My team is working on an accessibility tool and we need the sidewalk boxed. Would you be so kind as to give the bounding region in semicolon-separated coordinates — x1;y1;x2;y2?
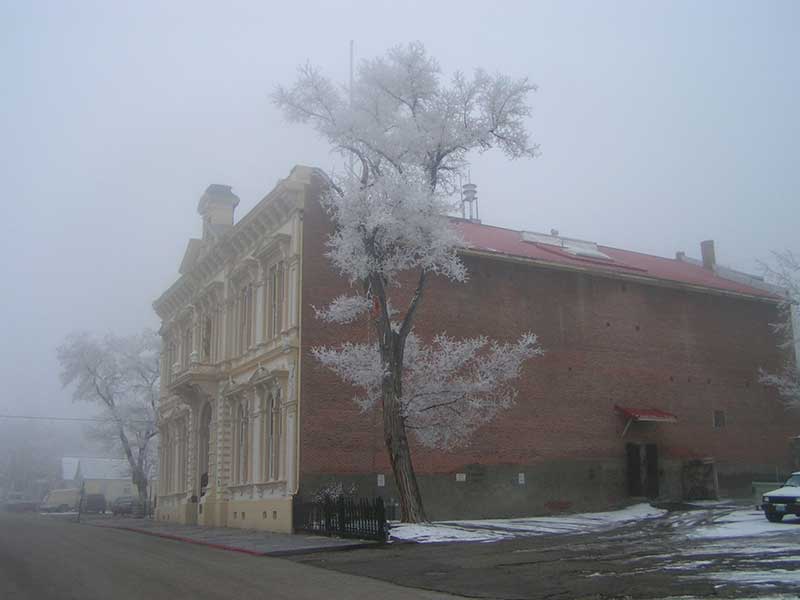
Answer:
85;515;378;556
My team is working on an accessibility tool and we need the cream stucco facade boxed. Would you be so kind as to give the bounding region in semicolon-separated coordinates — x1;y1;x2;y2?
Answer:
153;166;314;533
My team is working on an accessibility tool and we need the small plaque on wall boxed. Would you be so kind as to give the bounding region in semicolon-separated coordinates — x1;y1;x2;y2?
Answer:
377;474;386;487
455;473;467;482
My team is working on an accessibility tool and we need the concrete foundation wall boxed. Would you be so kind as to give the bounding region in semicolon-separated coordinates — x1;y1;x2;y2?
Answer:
158;496;292;533
300;460;790;520
226;497;292;533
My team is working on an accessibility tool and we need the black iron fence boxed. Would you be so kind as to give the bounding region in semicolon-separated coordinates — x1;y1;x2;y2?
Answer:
293;495;389;541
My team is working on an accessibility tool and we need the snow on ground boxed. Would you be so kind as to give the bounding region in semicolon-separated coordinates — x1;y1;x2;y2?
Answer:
662;596;799;600
707;569;800;586
390;503;666;543
686;509;800;539
681;542;800;557
388;523;510;543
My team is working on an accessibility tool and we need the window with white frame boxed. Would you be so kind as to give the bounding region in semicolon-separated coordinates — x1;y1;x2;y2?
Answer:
238;283;254;355
268;262;285;339
235;401;250;484
202;315;212;361
270;387;281;480
181;324;193;368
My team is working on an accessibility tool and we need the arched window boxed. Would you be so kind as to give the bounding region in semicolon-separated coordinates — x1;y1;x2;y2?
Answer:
236;402;249;484
202;316;212;361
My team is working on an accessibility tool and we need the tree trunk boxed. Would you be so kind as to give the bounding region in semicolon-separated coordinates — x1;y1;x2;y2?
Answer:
372;272;428;522
132;466;148;501
383;385;427;522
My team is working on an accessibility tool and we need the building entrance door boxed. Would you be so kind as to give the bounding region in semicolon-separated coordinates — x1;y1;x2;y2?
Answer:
626;443;659;498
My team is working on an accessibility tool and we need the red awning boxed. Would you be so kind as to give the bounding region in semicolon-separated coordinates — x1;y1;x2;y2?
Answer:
615;405;677;423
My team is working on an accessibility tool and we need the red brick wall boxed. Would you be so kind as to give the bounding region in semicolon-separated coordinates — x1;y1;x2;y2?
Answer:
299;181;797;499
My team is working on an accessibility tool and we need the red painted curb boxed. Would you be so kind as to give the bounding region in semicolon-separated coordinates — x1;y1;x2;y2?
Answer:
111;526;268;556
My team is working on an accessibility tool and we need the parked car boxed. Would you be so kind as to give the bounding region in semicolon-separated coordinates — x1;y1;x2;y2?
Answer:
1;492;38;512
761;472;800;522
110;495;148;517
40;488;80;513
82;494;107;514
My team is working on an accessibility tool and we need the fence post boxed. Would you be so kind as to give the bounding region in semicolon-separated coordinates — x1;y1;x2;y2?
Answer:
376;496;386;541
337;497;345;536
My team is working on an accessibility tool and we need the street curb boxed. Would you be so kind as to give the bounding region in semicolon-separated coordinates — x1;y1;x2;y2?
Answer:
107;525;270;556
98;523;380;557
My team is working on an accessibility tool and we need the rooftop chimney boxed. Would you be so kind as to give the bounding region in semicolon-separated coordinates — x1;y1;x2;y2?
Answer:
198;184;240;240
700;240;716;270
675;251;686;261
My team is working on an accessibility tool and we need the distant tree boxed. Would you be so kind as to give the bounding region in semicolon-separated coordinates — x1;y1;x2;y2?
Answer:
274;43;543;522
57;330;160;500
759;250;800;408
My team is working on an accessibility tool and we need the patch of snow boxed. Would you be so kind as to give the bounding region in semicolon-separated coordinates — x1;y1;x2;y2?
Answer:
662;560;714;570
705;569;800;585
662;596;798;600
391;503;666;544
683;498;738;507
448;503;666;535
686;509;800;539
390;523;510;543
682;541;800;556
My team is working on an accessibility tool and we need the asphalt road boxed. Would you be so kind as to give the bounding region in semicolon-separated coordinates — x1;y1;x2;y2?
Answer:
0;512;459;600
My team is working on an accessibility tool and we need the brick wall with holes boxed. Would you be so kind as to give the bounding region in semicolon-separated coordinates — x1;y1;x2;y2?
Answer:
298;178;798;515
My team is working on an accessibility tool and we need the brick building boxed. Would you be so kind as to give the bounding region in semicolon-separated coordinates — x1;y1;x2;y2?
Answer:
154;165;797;529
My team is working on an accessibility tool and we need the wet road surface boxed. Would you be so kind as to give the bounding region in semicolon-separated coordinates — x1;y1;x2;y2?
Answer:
0;512;460;600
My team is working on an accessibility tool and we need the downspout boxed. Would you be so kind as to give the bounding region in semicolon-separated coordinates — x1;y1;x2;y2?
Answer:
291;194;305;497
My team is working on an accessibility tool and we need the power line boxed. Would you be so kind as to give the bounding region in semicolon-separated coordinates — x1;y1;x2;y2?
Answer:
0;414;154;424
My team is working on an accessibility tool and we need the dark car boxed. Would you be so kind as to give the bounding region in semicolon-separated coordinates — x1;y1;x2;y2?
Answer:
1;492;38;513
111;496;146;517
82;494;107;514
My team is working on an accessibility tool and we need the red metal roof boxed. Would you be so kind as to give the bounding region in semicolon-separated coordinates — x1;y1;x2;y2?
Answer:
615;405;678;423
453;220;780;301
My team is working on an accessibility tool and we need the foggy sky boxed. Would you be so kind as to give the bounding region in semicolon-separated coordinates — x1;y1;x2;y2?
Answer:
1;0;798;421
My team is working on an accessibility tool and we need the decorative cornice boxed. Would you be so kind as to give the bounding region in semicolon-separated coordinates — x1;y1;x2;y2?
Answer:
153;172;310;322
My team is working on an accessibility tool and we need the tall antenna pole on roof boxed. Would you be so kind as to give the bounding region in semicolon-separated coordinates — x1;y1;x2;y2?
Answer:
348;40;355;179
459;174;465;219
469;170;473;220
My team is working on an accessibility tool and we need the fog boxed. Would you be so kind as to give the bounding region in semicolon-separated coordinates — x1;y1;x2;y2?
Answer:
1;0;797;428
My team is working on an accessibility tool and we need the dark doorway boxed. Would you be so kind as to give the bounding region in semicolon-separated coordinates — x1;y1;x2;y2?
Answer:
626;443;642;496
626;443;659;498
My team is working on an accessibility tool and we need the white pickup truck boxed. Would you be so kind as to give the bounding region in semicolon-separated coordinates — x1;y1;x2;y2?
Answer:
761;472;800;522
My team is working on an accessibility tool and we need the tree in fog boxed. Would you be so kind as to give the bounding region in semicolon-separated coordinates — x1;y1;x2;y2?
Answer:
274;43;542;522
57;330;160;500
760;250;800;408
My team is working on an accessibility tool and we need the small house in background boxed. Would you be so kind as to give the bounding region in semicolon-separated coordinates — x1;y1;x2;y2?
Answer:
61;457;134;503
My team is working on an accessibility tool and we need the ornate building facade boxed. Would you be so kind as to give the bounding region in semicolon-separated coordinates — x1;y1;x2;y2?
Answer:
154;168;311;532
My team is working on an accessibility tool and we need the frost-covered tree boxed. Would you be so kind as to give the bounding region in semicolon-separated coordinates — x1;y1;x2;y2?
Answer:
57;330;160;501
274;43;542;522
759;250;800;408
